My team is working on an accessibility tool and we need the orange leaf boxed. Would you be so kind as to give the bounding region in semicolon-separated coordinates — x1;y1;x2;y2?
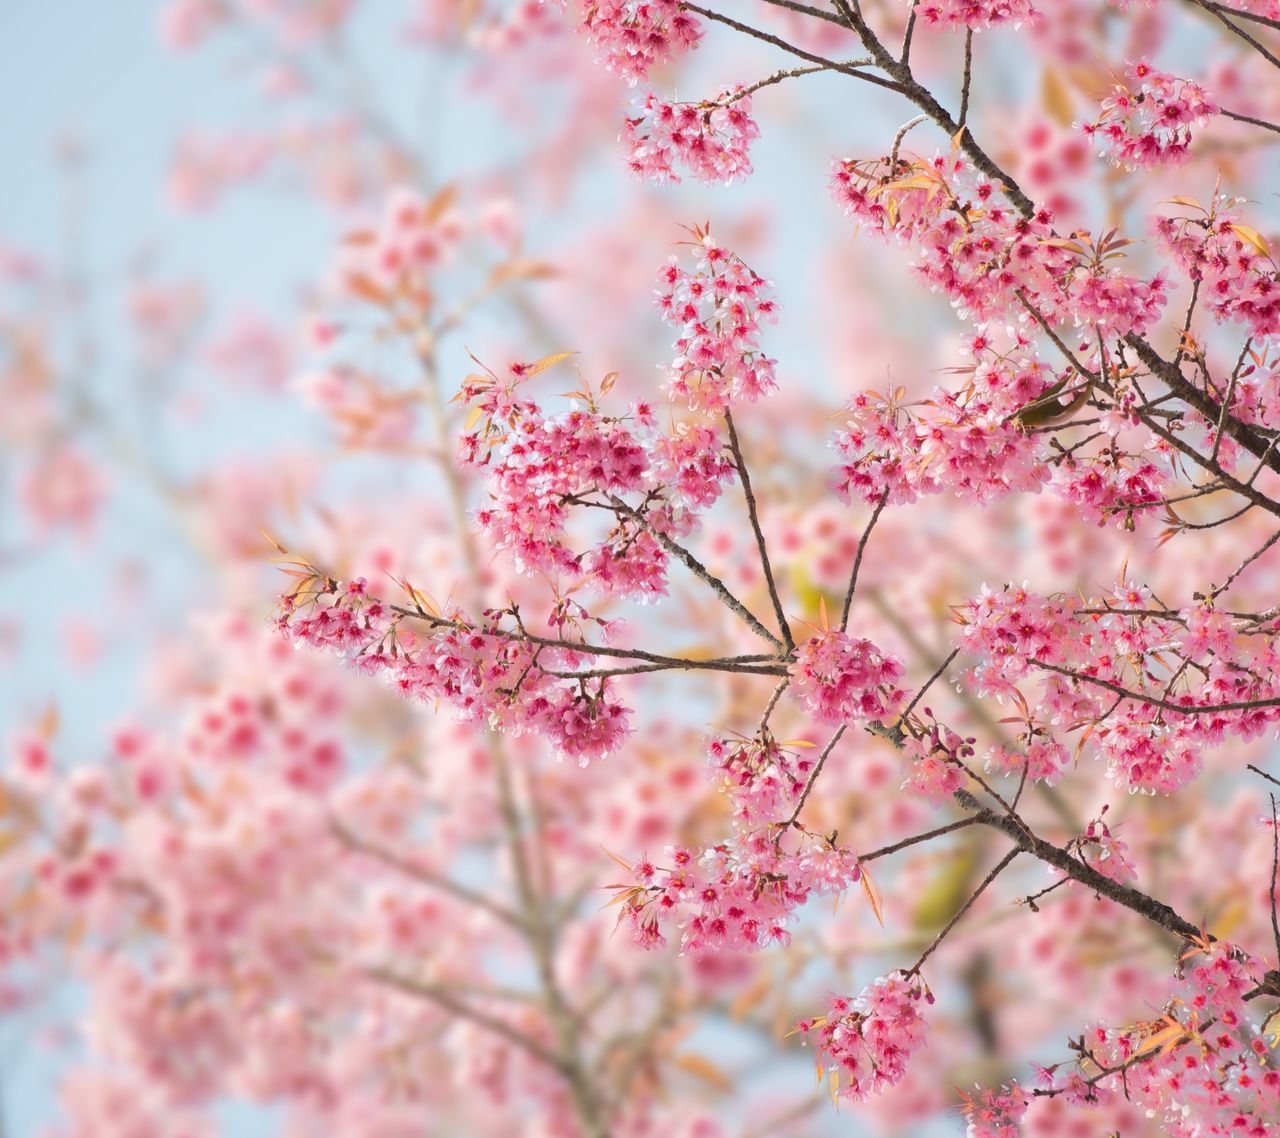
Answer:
1041;67;1074;128
672;1053;733;1092
600;845;635;874
423;183;459;225
860;864;886;927
1230;224;1272;259
346;274;391;305
521;351;577;379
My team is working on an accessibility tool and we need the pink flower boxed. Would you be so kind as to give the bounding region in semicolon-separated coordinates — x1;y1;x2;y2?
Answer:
1082;61;1218;170
916;0;1039;30
623;90;758;185
655;233;778;411
577;0;701;85
798;974;931;1101
789;629;906;726
539;685;633;765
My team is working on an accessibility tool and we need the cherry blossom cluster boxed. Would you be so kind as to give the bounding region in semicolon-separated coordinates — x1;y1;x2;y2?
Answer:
622;90;759;184
460;374;658;578
612;721;879;955
830;153;1168;335
616;824;863;954
456;372;726;587
793;973;931;1102
334;185;464;293
1156;195;1280;338
1075;812;1137;884
276;576;633;765
1049;440;1167;529
655;232;778;410
900;717;975;804
575;0;701;85
708;733;815;826
452;237;772;586
914;0;1040;30
958;581;1280;793
1082;61;1218;169
961;1082;1030;1138
1010;940;1280;1135
828;340;1055;508
788;629;906;726
1217;0;1280;17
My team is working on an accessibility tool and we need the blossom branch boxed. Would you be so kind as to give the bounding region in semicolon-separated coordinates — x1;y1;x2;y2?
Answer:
681;3;904;95
954;790;1201;940
1031;658;1280;715
606;494;787;650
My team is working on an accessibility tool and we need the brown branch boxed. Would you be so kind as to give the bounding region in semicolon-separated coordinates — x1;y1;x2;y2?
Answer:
332;816;526;931
860;815;981;862
953;790;1201;940
607;494;786;650
907;847;1020;975
840;488;890;630
1210;527;1280;598
1220;107;1280;135
1031;658;1280;715
1270;795;1280;962
784;725;846;826
390;601;780;672
726;409;794;651
1188;0;1280;70
1207;0;1280;28
366;966;569;1073
898;647;960;723
682;3;903;94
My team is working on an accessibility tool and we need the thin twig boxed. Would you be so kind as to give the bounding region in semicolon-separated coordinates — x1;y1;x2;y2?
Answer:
682;3;904;94
898;647;960;723
908;847;1019;975
366;966;568;1072
1249;763;1280;790
331;817;525;930
608;494;786;650
726;409;793;651
1032;658;1280;715
901;1;919;64
840;488;890;630
890;114;928;166
953;790;1202;939
785;725;846;825
1220;107;1280;135
758;677;791;733
719;59;873;104
1208;0;1280;29
1211;527;1280;598
1269;795;1280;963
860;815;980;862
1190;0;1280;70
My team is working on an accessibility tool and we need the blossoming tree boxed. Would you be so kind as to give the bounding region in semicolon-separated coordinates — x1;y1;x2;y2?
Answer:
8;0;1280;1136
